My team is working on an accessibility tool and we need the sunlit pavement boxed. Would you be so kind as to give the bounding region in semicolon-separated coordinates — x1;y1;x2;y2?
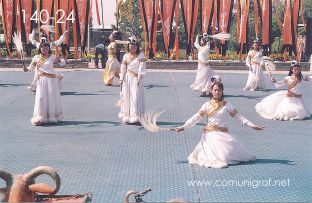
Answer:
0;70;311;202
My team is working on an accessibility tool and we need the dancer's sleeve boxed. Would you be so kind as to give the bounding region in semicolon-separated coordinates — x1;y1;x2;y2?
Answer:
119;54;127;81
29;30;40;49
181;103;206;129
138;54;146;80
229;106;256;128
274;78;287;88
51;34;65;47
27;55;38;71
194;36;201;50
246;51;251;68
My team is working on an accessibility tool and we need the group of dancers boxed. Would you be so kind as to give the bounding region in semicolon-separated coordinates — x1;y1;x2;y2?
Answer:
23;31;311;168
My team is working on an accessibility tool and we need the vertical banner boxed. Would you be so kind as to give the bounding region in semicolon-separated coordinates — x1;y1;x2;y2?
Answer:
2;0;13;58
292;0;301;55
21;0;33;44
239;0;249;59
69;0;78;59
54;0;59;56
254;0;259;37
212;0;219;55
260;0;272;46
273;0;283;32
235;0;240;39
200;0;214;34
282;0;293;46
170;0;180;60
219;0;233;57
41;0;53;39
16;0;22;58
36;0;40;29
139;0;159;59
160;0;176;56
76;0;88;54
282;0;293;61
59;0;70;44
181;0;199;58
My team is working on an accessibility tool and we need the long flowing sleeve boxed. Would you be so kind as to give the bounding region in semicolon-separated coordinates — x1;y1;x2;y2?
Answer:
27;55;39;71
29;30;40;49
51;34;65;47
246;51;251;68
274;78;287;88
227;103;255;128
181;103;206;129
138;54;146;80
194;36;201;50
119;54;127;81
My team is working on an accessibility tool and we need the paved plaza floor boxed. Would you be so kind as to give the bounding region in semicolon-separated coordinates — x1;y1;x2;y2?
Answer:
0;69;311;202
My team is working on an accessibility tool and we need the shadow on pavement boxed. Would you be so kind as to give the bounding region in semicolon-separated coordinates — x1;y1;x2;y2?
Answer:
61;91;118;96
42;120;121;127
0;83;28;87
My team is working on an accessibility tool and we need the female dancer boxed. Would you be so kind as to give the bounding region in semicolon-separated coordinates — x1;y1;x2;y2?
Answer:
175;81;264;168
102;30;123;86
118;36;146;124
244;39;265;91
25;42;64;126
255;61;311;120
190;33;215;97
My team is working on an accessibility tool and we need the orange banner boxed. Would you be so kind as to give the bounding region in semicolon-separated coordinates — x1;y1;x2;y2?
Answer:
235;0;240;39
282;0;293;45
41;1;53;39
181;0;199;56
239;0;249;44
219;0;233;44
21;0;33;44
2;0;13;58
201;0;214;34
254;0;259;37
59;0;70;45
76;0;88;48
139;0;159;58
260;0;272;45
160;0;176;56
292;0;301;52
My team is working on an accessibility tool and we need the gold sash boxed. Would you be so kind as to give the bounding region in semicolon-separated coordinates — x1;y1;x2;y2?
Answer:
203;125;228;133
207;99;227;118
36;55;49;70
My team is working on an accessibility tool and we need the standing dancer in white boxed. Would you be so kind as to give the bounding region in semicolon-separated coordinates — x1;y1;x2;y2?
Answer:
25;42;64;126
118;36;146;124
190;33;215;97
255;61;311;120
244;39;265;91
27;29;67;92
175;81;264;168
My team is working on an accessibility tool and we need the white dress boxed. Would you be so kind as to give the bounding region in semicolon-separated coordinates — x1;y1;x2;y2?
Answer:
244;50;265;90
118;52;146;123
190;39;214;94
30;54;63;125
255;76;310;120
182;100;256;168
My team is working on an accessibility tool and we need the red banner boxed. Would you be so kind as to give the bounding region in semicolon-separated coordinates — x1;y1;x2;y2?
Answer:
76;0;88;48
219;0;233;44
160;0;176;56
2;0;13;58
41;0;53;39
201;0;214;34
181;0;199;56
139;0;159;58
260;0;271;45
59;0;70;45
239;0;249;44
292;0;301;51
282;0;293;45
21;0;33;44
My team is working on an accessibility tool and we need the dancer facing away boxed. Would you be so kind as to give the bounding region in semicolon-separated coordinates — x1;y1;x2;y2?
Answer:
102;30;125;86
175;81;264;168
190;33;215;97
27;29;67;92
24;42;65;126
244;39;265;91
118;36;146;124
255;61;311;120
